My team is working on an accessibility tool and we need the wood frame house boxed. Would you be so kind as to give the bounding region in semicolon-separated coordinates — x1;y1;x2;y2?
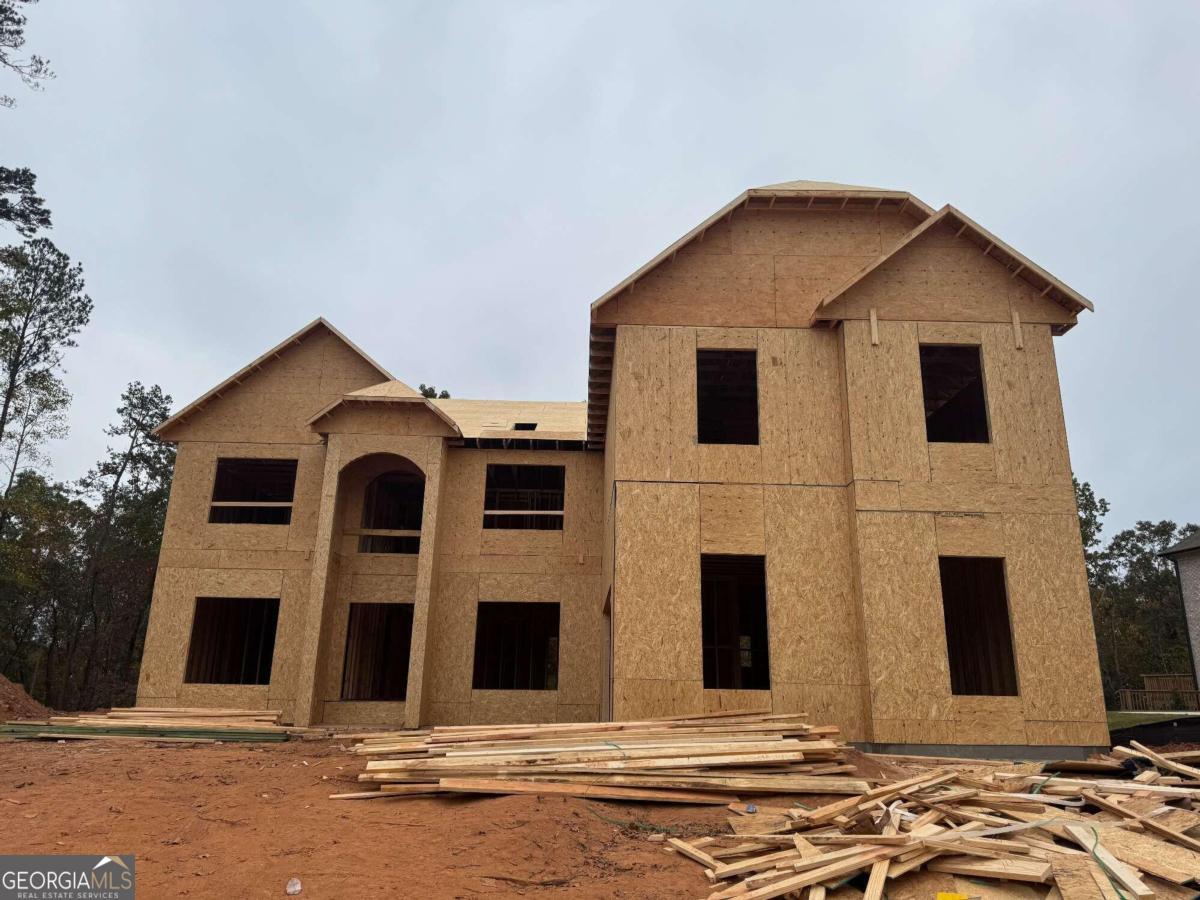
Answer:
138;179;1108;751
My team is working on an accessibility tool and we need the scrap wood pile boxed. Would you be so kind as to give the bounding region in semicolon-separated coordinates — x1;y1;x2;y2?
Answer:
338;711;1200;898
334;711;863;803
671;738;1200;899
1;707;291;742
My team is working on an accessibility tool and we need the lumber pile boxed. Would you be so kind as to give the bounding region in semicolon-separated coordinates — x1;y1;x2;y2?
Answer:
668;738;1200;899
335;711;861;803
1;707;291;742
338;712;1200;898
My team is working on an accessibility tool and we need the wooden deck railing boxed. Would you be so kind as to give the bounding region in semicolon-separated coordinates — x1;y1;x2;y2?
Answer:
1141;674;1196;693
1118;688;1200;712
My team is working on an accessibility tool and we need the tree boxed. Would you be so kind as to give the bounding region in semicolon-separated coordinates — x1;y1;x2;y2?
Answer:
419;383;450;399
67;382;174;707
0;0;52;109
1075;475;1200;705
0;239;91;528
0;167;51;236
0;367;68;501
1074;475;1110;584
1;1;54;235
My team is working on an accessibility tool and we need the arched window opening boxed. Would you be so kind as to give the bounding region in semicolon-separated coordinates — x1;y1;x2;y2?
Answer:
358;470;424;554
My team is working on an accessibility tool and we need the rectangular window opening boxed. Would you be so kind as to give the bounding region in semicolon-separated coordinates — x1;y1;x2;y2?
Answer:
939;556;1018;696
512;422;537;431
340;603;413;701
472;602;560;690
919;345;990;443
701;554;770;690
483;464;565;530
697;349;759;445
209;458;298;525
184;597;279;685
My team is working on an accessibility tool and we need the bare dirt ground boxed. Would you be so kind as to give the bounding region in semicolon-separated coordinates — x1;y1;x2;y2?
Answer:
0;737;755;898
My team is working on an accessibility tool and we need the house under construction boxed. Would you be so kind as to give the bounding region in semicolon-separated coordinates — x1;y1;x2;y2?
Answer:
137;179;1108;752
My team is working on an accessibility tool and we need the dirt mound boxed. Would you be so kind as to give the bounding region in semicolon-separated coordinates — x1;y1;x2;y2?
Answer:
0;673;50;720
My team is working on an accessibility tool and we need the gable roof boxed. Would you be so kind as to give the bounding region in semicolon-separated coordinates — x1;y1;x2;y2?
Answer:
307;380;462;436
811;205;1094;331
588;179;935;317
154;318;394;438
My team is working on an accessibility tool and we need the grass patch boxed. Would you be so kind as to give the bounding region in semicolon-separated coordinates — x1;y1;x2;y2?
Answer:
1107;710;1187;730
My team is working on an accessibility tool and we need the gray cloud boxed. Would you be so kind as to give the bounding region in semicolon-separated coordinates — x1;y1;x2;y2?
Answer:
5;0;1197;532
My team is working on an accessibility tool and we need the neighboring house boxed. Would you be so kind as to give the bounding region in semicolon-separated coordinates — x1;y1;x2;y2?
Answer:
137;179;1108;751
1162;532;1200;691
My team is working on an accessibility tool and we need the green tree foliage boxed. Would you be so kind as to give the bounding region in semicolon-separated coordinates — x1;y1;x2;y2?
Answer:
0;0;52;109
0;238;91;528
419;383;450;399
0;384;174;709
1;2;54;235
0;167;51;236
1075;476;1199;705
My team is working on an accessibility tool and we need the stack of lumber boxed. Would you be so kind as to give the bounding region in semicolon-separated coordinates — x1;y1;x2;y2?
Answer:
1;707;291;742
338;711;1200;898
334;711;863;803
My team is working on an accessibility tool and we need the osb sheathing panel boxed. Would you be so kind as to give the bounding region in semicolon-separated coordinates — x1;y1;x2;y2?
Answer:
613;678;705;720
824;220;1077;327
928;443;997;483
855;511;952;723
1025;720;1110;746
161;441;327;554
435;450;601;560
764;487;863;687
703;690;771;713
699;484;765;554
1003;514;1106;724
612;325;845;486
917;322;983;345
852;479;901;511
982;323;1072;485
854;509;1105;744
772;682;871;743
949;695;1027;745
135;565;304;710
780;329;847;485
321;701;405;726
594;208;914;328
934;512;1005;557
420;447;605;724
480;530;564;556
177;684;271;709
843;319;929;482
316;402;458;438
613;482;701;682
410;567;604;723
611;325;673;482
898;480;1076;515
469;690;559;725
165;326;387;444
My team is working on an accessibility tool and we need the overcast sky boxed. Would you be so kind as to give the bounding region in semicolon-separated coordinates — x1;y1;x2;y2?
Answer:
4;1;1198;535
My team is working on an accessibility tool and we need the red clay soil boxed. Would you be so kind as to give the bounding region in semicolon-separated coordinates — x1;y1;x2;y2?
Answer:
0;737;808;898
0;674;50;720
